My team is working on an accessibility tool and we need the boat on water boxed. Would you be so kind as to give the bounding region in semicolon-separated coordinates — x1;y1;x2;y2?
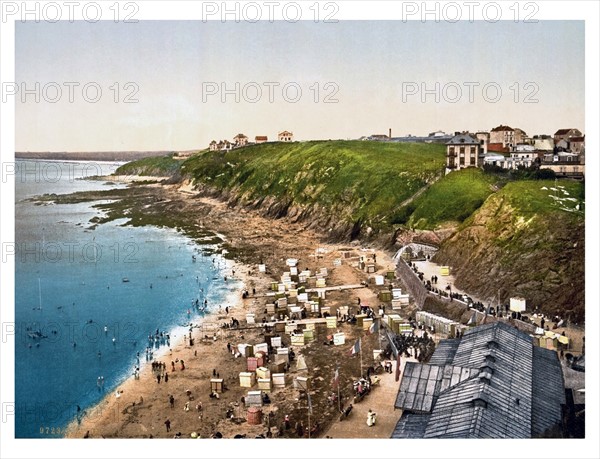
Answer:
122;278;130;283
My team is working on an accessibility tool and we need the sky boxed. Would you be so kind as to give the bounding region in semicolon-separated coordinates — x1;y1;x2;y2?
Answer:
16;20;584;151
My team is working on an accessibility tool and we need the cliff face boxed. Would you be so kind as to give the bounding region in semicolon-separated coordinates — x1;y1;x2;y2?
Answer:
433;181;585;323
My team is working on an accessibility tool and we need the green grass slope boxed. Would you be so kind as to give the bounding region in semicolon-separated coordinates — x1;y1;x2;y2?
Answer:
435;179;585;322
182;140;445;228
393;168;498;230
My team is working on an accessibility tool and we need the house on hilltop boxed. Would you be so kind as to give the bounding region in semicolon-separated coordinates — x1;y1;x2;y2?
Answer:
446;134;479;172
255;136;268;144
278;131;294;142
233;133;248;147
392;321;566;439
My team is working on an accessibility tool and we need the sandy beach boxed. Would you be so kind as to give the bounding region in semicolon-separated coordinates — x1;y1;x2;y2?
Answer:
65;183;399;439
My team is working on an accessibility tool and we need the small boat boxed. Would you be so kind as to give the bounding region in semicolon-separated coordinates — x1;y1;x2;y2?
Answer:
122;278;129;283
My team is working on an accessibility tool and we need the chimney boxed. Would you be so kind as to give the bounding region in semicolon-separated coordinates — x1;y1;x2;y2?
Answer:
389;128;391;139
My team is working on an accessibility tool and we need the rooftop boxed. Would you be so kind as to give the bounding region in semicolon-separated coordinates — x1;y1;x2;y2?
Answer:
392;321;566;439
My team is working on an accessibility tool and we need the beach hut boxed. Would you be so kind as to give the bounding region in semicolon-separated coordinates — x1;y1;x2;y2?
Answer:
363;317;373;331
286;258;298;267
294;376;311;391
321;306;331;316
291;334;305;346
239;372;256;388
247;406;263;425
272;373;286;388
266;303;276;315
210;378;224;393
366;264;376;273
238;343;253;357
392;288;403;299
298;293;309;302
356;314;368;328
247;357;259;372
254;342;268;353
303;329;314;342
276;347;289;363
246;390;263;407
386;270;395;280
315;278;326;288
378;291;392;302
259;264;266;273
270;361;286;374
246;313;256;325
509;297;527;313
326;317;337;329
440;266;450;276
375;275;385;286
333;333;345;345
285;323;297;334
256;367;271;379
258;378;272;392
271;336;282;348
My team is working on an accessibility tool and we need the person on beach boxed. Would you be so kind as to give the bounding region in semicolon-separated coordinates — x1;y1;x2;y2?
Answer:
180;360;185;371
157;374;161;384
169;395;175;408
164;373;169;383
171;361;175;371
164;419;171;432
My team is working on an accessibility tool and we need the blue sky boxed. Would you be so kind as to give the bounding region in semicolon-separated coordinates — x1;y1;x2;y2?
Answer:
16;20;584;151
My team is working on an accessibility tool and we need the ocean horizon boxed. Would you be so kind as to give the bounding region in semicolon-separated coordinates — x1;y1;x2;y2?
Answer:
14;160;240;438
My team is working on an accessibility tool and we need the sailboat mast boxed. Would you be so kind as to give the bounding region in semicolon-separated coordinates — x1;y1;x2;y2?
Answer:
38;278;42;311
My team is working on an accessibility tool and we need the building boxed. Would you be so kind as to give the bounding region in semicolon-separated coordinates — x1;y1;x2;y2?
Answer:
233;133;248;147
530;135;555;151
255;136;268;144
483;153;509;168
554;128;582;143
475;132;489;155
392;321;566;438
540;153;585;179
569;136;585;154
278;130;294;142
446;134;479;172
209;140;218;152
428;130;448;138
490;125;515;149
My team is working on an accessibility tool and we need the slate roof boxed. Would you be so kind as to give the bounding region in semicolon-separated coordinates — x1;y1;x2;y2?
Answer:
392;322;565;438
491;125;514;132
446;134;479;145
427;339;460;365
531;346;566;436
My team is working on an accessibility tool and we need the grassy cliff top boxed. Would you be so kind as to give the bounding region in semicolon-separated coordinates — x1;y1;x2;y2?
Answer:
181;140;445;224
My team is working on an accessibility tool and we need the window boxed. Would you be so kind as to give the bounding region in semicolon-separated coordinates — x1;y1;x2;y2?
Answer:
459;156;465;165
460;147;465;154
449;147;455;155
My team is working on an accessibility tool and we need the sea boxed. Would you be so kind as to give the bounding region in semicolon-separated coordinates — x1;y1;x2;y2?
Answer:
14;160;239;438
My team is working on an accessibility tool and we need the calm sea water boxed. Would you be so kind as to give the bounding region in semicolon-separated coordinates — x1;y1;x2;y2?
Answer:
14;160;238;438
